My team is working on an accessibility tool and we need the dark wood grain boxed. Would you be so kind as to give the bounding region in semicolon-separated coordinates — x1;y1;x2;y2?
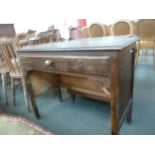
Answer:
17;36;138;134
20;56;110;76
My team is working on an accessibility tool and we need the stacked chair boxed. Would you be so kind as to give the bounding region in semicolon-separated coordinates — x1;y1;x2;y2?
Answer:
88;23;108;38
81;26;89;38
17;28;62;48
0;39;31;111
110;20;140;66
111;20;135;36
135;19;155;66
0;49;9;105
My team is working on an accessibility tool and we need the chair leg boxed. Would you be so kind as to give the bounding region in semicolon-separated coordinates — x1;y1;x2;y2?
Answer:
68;89;76;102
57;86;62;102
22;77;30;112
135;44;140;67
11;78;16;107
0;75;1;100
142;49;147;63
1;73;8;106
50;87;57;98
153;45;155;67
70;93;76;102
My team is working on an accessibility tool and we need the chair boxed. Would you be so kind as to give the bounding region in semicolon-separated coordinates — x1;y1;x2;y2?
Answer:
0;41;31;112
135;19;155;66
111;20;135;36
88;23;108;38
0;40;62;119
131;20;137;35
81;26;89;38
0;56;9;105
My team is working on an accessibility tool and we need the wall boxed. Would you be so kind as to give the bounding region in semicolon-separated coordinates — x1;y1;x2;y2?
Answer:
0;24;16;37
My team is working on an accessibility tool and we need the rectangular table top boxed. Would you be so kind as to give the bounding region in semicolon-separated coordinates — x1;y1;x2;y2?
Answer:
17;35;138;52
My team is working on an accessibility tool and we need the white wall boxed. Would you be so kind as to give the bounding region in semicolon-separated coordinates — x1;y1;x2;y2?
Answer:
0;0;154;38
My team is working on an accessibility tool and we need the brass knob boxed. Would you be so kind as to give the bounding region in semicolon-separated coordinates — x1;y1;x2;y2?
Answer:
44;59;55;67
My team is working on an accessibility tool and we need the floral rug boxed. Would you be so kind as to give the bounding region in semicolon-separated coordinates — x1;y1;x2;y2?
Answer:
0;114;52;135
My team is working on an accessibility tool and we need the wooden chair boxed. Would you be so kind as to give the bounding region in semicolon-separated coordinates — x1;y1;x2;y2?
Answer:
81;26;89;38
0;41;31;112
111;20;135;36
131;20;137;35
135;19;155;66
88;23;108;38
0;38;18;105
1;41;62;119
0;56;9;105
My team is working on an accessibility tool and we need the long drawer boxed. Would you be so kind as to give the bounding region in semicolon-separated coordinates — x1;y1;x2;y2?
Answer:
20;56;110;76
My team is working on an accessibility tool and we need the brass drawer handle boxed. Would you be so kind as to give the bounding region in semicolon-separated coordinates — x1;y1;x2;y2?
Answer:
44;59;55;67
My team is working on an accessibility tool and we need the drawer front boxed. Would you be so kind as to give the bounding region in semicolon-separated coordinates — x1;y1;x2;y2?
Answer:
20;56;110;76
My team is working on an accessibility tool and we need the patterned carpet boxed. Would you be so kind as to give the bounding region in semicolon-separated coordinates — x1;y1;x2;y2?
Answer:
0;107;52;135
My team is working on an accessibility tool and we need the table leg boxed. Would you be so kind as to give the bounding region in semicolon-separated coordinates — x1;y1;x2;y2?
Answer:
127;101;132;123
26;74;40;119
111;103;119;135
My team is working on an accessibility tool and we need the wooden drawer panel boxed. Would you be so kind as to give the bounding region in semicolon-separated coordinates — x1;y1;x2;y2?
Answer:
20;56;110;76
60;75;111;101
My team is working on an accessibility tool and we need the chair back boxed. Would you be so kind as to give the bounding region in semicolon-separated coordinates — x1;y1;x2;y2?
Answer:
81;26;89;38
0;41;22;75
137;19;155;39
131;20;137;35
111;20;134;36
88;23;108;38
